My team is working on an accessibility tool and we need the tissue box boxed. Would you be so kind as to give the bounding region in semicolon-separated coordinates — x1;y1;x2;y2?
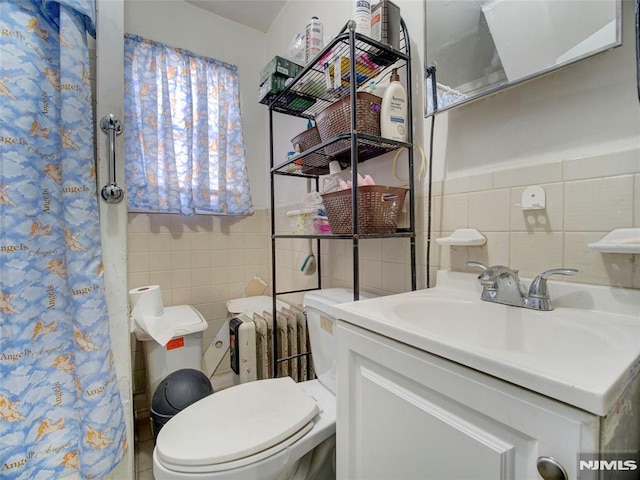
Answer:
260;56;303;86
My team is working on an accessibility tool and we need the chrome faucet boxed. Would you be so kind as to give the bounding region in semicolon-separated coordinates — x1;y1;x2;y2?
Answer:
467;261;578;311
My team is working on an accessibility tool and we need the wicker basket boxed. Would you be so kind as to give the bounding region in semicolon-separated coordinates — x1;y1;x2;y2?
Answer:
321;185;408;234
315;92;381;156
290;126;327;174
291;126;321;152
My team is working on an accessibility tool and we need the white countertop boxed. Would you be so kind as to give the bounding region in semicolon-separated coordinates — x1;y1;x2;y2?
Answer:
334;271;640;416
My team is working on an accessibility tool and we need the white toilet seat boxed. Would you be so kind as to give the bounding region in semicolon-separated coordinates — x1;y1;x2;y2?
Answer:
156;377;319;473
159;419;314;474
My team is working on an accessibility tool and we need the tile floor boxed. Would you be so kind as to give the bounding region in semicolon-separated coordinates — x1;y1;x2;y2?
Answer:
135;416;155;480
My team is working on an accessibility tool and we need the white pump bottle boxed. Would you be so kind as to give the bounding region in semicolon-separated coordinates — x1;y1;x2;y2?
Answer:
380;68;407;142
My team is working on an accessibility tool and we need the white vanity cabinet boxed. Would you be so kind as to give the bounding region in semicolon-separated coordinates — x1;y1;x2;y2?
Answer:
336;321;603;480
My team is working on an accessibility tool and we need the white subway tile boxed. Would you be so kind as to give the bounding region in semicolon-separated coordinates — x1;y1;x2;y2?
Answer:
191;232;211;250
170;215;191;233
171;269;192;289
147;233;170;253
128;252;149;273
191;268;211;287
128;233;149;253
564;149;640;181
190;250;211;269
171;287;192;305
191;286;212;304
210;232;229;250
228;232;245;250
449;245;471;272
211;251;229;268
440;193;468;232
127;272;149;290
564;176;634;231
243;249;262;266
360;259;382;290
360;239;382;260
149;252;171;272
148;270;172;291
466;232;510;269
211;266;230;285
128;213;149;233
244;233;261;249
468;189;510;231
563;233;634;288
493;162;563;189
509;232;564;278
149;214;172;234
170;251;191;270
190;215;214;232
382;238;409;264
442;172;493;195
381;261;406;293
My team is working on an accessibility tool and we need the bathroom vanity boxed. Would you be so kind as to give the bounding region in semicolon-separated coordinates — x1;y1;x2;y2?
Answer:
334;271;640;479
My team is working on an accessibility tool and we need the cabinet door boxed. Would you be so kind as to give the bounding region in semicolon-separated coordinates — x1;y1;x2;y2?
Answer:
336;323;599;480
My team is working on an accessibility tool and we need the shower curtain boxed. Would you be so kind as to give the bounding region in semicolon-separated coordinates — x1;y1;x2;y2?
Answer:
0;1;127;479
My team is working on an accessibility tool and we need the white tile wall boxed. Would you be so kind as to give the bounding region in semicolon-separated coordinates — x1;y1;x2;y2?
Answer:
430;148;640;289
127;149;640;400
127;210;271;395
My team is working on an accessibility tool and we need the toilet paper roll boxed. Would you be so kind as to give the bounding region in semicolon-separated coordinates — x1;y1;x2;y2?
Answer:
129;285;164;318
129;285;173;346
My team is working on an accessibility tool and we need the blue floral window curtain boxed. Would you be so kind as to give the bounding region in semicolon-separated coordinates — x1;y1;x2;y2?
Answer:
0;0;126;479
124;34;254;216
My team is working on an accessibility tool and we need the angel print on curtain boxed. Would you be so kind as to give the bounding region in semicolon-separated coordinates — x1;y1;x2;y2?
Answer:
124;34;254;216
0;1;127;479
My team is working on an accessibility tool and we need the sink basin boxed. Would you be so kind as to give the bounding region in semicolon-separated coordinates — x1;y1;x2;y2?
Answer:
335;270;640;416
391;298;618;355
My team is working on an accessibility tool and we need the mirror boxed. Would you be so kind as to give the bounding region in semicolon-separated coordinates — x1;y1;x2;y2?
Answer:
425;0;622;115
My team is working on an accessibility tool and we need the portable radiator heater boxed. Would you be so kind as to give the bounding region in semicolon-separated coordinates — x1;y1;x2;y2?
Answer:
229;306;315;384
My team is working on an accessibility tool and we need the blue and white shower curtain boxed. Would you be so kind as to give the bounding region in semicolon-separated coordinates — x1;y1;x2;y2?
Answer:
0;1;127;479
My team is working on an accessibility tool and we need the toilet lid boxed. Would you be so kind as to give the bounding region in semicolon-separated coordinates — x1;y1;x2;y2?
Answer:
156;376;319;468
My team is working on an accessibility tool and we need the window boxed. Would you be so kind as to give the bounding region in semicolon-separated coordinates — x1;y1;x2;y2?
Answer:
124;34;253;215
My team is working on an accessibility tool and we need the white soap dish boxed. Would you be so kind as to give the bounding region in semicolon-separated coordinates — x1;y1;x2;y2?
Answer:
587;228;640;254
436;229;486;246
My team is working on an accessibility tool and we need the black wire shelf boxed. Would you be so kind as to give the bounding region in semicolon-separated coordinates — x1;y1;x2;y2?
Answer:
267;27;409;119
272;133;411;177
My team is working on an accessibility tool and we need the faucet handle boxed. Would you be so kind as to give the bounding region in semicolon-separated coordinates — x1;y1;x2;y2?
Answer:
528;268;578;297
466;261;488;271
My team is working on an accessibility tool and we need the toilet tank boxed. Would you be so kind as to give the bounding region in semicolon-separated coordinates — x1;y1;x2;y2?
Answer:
303;289;378;394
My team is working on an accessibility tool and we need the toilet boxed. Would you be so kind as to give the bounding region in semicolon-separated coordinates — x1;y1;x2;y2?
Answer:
152;288;377;480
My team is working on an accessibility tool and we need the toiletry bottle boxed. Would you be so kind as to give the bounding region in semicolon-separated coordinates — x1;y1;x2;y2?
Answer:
380;68;407;141
305;17;323;63
352;0;371;37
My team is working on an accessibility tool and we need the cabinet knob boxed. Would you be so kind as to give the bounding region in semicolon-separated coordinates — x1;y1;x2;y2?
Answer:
536;456;568;480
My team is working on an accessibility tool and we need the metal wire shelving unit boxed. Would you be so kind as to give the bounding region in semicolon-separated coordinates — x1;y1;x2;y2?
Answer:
268;19;416;378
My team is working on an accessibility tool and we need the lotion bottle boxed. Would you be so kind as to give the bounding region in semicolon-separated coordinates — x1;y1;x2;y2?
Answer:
352;0;371;36
380;68;407;142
